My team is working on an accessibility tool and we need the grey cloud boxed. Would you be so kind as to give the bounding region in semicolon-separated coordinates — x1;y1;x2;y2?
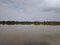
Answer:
40;0;60;13
0;0;60;21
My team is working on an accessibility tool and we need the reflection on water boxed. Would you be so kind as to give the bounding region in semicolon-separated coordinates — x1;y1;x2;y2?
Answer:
0;25;60;45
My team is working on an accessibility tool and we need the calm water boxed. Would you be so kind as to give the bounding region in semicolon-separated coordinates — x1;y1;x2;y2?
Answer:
0;25;60;45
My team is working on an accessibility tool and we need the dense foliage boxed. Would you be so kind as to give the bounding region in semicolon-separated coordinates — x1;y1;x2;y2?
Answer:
0;21;60;25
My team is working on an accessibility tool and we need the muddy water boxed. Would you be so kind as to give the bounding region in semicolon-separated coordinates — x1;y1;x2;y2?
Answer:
0;25;60;45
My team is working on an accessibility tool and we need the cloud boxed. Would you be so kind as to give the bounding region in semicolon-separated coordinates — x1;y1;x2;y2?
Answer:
0;0;60;21
40;0;60;12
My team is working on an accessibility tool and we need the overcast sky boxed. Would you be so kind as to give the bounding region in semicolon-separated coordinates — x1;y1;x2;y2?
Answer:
0;0;60;21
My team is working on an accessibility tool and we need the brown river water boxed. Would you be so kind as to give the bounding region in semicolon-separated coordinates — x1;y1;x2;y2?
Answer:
0;25;60;45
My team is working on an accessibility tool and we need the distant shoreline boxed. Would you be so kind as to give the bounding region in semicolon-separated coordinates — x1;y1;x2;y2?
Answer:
0;21;60;25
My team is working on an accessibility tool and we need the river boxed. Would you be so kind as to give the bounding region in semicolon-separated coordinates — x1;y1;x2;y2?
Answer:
0;25;60;45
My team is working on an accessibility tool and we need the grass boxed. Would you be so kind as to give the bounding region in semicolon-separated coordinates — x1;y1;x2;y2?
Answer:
0;21;60;25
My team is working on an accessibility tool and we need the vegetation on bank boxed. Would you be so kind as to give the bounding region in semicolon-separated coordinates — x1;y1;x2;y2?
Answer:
0;21;60;25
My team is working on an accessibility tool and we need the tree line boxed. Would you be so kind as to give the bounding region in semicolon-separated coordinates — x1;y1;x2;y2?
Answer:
0;21;60;25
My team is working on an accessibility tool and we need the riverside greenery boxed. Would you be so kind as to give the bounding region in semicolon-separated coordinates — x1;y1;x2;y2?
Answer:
0;21;60;25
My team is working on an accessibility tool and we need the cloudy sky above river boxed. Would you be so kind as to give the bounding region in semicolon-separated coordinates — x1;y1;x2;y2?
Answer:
0;0;60;21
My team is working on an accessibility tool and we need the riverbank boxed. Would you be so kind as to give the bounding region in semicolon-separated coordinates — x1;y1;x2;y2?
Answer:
0;21;60;25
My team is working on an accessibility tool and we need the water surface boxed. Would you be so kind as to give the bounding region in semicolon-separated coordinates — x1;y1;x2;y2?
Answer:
0;25;60;45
